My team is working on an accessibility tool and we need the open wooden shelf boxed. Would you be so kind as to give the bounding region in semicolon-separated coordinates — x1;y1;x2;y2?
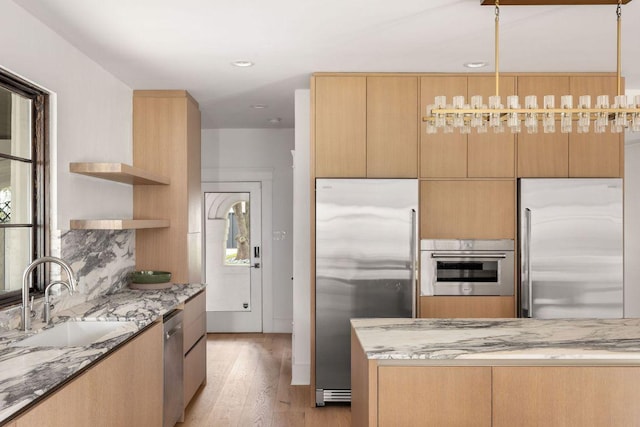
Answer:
70;219;170;230
69;162;170;185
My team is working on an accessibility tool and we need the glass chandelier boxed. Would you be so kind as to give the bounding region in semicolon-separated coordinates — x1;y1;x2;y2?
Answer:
423;0;640;135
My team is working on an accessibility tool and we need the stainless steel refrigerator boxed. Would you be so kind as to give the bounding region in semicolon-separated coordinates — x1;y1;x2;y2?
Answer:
519;178;623;319
315;179;417;406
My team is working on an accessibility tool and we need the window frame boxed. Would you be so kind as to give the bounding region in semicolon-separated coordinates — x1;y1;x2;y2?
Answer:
0;69;49;308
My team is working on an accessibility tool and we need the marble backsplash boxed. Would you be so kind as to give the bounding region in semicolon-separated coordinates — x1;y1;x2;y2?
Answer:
0;229;135;331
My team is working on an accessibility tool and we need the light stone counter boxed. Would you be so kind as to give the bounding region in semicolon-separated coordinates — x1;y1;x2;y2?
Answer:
0;283;206;424
351;318;640;363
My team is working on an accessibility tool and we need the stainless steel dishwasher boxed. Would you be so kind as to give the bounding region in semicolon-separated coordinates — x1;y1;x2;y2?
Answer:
163;309;184;427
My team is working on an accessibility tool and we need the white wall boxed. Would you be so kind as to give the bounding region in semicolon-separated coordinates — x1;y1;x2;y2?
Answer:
292;90;311;384
201;128;294;333
0;1;133;231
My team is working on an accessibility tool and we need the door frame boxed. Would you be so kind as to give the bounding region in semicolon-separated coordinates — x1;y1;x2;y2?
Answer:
202;168;274;332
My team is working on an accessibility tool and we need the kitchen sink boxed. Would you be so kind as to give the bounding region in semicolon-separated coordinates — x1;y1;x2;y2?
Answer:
13;321;137;347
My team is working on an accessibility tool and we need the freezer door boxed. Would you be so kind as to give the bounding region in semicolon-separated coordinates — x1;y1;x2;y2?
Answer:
315;179;418;397
519;179;623;319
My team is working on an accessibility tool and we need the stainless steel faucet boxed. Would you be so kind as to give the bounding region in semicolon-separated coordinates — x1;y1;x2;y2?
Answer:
22;256;77;331
43;281;74;324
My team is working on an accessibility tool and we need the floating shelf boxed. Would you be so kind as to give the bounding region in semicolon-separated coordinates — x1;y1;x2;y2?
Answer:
69;162;170;185
70;219;170;230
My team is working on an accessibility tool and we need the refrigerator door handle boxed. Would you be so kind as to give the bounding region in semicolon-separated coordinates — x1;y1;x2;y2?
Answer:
523;208;533;318
410;209;417;318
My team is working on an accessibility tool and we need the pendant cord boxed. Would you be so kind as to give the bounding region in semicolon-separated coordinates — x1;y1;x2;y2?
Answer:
617;0;622;96
495;0;500;98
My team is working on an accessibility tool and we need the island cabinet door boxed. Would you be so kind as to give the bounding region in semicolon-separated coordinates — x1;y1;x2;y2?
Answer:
377;366;492;427
493;367;640;427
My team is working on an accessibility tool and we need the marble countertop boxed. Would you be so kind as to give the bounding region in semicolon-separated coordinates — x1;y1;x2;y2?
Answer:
352;318;640;363
0;283;206;423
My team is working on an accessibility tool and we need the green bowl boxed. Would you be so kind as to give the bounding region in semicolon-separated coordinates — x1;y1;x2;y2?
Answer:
130;270;172;284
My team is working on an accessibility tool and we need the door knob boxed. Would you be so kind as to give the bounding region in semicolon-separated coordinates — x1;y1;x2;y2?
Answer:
250;263;261;269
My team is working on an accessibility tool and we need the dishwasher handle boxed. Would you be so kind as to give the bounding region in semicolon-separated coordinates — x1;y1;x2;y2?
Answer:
165;324;182;341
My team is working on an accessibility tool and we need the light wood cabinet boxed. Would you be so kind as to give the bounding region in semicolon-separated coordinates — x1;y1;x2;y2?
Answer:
419;296;515;318
366;76;418;178
420;180;515;239
378;366;492;427
352;345;640;427
467;76;516;178
516;75;623;178
15;323;163;427
420;76;468;178
493;367;640;427
516;76;570;177
569;76;623;177
133;90;202;283
314;76;367;177
183;290;207;409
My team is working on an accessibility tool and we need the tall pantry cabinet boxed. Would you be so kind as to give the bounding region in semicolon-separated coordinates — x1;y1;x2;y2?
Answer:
133;90;202;283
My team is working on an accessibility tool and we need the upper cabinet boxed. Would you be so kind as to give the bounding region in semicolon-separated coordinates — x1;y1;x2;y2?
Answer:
420;76;467;178
367;76;418;178
517;75;623;178
467;76;516;178
569;76;623;178
419;76;515;179
314;75;418;178
314;72;623;180
314;76;367;178
516;76;570;178
420;180;515;239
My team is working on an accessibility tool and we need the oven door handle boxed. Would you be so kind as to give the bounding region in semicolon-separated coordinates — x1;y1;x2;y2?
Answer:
430;253;507;259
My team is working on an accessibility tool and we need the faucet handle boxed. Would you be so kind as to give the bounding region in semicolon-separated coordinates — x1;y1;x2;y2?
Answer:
29;296;36;319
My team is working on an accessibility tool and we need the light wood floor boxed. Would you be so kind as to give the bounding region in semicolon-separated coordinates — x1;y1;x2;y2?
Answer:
179;333;351;427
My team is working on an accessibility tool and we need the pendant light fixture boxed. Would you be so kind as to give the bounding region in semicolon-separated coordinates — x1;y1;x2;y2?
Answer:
423;0;640;135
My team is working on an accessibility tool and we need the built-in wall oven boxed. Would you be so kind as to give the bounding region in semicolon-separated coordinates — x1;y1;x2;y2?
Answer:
421;239;514;296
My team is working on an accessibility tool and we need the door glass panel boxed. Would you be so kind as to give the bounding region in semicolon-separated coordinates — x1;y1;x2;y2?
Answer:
0;87;32;159
225;201;250;266
0;228;31;293
0;158;32;225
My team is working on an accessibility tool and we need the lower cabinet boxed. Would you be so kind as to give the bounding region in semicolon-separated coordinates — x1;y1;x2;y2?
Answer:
378;366;492;427
14;322;163;427
352;352;640;427
419;296;515;318
493;367;640;427
183;290;207;409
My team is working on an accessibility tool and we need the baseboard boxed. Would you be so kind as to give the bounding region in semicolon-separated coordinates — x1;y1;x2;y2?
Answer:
272;317;293;333
291;363;310;385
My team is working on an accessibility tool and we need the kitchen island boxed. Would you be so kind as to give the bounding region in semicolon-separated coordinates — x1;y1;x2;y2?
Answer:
351;318;640;427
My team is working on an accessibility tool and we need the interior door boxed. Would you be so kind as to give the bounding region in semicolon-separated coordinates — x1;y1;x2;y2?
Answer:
204;182;262;332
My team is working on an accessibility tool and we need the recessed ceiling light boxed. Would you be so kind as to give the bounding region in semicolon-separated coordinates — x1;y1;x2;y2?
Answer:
463;61;488;69
250;104;268;109
268;118;282;124
232;60;254;67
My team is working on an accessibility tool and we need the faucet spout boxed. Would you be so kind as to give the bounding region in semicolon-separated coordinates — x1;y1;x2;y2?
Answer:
22;256;77;331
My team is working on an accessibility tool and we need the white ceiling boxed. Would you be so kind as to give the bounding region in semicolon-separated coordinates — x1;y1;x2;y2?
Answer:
12;0;640;129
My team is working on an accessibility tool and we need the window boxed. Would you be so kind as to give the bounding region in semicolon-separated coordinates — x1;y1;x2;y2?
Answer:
0;70;48;307
224;201;250;266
